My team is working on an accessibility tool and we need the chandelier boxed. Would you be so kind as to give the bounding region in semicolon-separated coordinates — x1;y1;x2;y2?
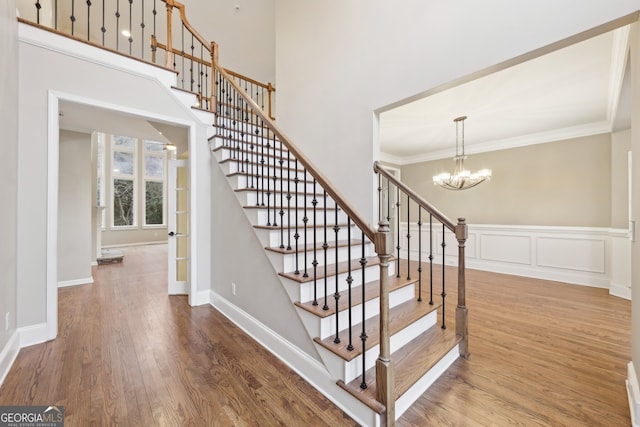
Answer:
432;115;491;190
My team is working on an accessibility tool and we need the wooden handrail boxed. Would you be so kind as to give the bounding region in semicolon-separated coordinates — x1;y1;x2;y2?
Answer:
213;62;376;243
163;0;211;54
373;161;456;231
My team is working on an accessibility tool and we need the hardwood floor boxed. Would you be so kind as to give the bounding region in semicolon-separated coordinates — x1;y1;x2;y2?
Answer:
0;245;356;426
0;246;631;426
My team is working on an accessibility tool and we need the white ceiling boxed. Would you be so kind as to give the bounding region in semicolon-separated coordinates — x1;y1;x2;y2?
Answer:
379;25;632;165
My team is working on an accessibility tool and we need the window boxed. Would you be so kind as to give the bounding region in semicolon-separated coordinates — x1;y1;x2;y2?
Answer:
112;135;137;227
143;140;166;226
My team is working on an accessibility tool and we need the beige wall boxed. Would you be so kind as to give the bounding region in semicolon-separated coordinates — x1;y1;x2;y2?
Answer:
611;129;631;228
400;134;613;227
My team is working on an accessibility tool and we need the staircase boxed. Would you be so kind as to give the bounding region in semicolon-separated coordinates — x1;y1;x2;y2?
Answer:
208;105;466;424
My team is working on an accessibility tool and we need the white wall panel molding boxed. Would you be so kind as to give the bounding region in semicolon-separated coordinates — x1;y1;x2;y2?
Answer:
400;223;631;296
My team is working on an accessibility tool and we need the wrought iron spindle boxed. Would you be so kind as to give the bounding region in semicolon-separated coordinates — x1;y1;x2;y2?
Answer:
180;25;185;84
127;0;133;54
322;191;329;311
86;0;91;41
417;208;423;302
441;223;446;329
278;142;284;249
140;0;145;57
406;195;411;280
101;0;106;45
152;0;156;43
396;185;401;278
429;214;434;305
346;218;353;351
377;174;382;223
359;232;368;389
71;0;76;35
333;205;340;343
115;0;119;50
272;133;278;227
35;0;41;24
286;151;292;251
260;121;266;207
253;114;259;202
294;159;300;275
190;34;195;92
312;179;318;306
303;168;309;278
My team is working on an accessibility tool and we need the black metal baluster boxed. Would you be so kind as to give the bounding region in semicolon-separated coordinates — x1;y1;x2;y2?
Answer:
322;190;329;311
303;169;309;278
35;0;41;24
278;142;284;249
359;232;368;389
272;133;278;227
346;217;353;351
429;214;434;305
140;0;144;57
294;159;300;275
377;174;382;223
254;115;260;204
406;196;411;280
101;0;106;45
418;208;423;302
180;25;185;85
441;223;446;329
190;34;194;93
86;0;91;41
286;151;292;250
312;179;318;306
260;121;266;207
115;0;119;50
396;186;400;278
152;0;156;43
127;0;133;55
333;204;340;344
71;0;76;35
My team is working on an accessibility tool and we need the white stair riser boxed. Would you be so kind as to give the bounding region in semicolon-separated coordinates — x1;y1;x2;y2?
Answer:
242;191;337;209
319;283;416;340
255;225;361;249
216;117;273;135
219;160;309;180
270;243;375;274
216;146;299;169
247;208;350;228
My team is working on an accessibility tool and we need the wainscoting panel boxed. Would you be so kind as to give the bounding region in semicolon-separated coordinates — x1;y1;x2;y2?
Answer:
399;223;631;298
480;234;531;265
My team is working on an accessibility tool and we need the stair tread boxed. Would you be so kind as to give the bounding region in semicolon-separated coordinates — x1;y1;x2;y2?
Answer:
294;274;415;318
253;221;354;231
313;298;441;361
219;157;306;173
279;255;381;283
337;326;461;413
266;239;366;255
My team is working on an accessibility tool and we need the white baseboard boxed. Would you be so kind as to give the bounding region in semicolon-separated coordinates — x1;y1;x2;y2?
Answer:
18;322;49;348
58;276;94;288
610;282;632;300
190;289;212;306
628;362;640;427
210;291;379;427
0;331;20;388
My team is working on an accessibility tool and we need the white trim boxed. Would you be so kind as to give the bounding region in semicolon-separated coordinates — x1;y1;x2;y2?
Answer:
58;276;94;288
399;223;631;292
188;125;198;306
18;323;49;348
627;362;640;427
45;90;200;347
210;291;379;427
0;331;20;388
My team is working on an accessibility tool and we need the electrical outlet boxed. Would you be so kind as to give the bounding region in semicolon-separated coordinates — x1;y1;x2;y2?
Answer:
232;283;236;296
5;312;9;331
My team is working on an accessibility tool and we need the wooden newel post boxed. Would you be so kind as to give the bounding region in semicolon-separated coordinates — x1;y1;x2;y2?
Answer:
165;0;174;69
210;41;219;114
375;220;395;426
455;217;470;359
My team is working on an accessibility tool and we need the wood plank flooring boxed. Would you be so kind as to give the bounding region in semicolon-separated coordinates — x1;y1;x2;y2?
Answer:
0;245;356;426
0;246;632;426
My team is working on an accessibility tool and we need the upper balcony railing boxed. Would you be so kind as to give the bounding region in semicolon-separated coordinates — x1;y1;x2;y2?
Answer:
17;0;275;119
